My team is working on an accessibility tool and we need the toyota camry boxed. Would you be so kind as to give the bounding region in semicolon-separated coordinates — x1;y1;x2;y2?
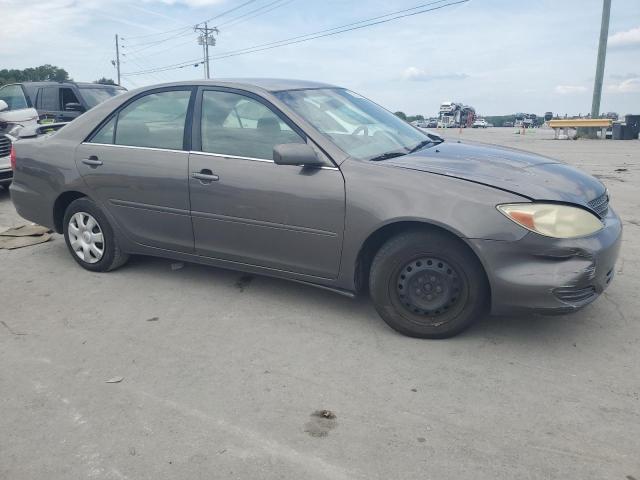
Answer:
10;79;622;338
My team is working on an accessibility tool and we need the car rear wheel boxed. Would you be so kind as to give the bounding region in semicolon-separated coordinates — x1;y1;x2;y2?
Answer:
63;197;128;272
369;230;488;338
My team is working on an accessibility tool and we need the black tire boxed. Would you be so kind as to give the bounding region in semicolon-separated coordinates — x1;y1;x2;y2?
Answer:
63;197;129;272
369;229;488;338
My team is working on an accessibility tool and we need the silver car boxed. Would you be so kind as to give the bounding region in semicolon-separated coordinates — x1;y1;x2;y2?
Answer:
10;79;622;338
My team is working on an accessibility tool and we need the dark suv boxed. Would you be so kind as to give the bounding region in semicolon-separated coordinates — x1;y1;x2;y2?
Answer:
0;81;126;123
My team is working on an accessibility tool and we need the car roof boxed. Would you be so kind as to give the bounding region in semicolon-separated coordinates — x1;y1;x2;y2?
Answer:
139;78;339;93
8;81;125;88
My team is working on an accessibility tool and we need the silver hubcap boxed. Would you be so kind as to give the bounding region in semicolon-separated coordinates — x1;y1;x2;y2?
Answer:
68;212;104;264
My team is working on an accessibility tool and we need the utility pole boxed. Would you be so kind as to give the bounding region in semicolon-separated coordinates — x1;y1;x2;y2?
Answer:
113;34;121;86
195;22;218;79
591;0;611;119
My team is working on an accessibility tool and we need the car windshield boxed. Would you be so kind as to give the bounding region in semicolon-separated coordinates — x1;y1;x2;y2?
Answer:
0;84;29;111
274;88;434;160
79;86;126;108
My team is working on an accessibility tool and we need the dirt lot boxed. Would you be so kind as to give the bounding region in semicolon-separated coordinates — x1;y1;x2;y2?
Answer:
1;128;638;480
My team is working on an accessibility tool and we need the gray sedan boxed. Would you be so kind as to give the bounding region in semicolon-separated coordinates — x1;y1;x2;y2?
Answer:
10;79;621;338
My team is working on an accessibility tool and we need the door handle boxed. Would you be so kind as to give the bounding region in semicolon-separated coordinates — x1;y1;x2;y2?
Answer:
192;170;219;182
82;156;103;167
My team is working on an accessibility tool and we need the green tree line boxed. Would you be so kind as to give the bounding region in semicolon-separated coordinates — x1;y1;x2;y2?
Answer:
0;65;117;86
0;65;70;86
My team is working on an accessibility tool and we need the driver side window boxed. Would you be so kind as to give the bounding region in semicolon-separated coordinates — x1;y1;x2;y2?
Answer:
200;90;304;160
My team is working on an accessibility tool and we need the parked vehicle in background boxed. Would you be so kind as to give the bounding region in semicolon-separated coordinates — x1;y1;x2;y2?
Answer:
9;82;127;122
503;121;514;128
10;79;621;338
0;92;39;186
515;112;537;129
0;82;125;186
412;119;428;128
438;101;475;128
472;118;488;128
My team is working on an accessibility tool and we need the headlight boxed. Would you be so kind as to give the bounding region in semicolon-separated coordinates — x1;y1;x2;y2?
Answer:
497;203;603;238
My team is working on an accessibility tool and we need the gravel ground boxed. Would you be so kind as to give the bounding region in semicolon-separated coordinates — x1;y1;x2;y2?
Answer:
1;128;638;480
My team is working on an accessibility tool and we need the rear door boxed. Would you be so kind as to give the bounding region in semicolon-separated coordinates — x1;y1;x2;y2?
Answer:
76;87;195;252
189;88;345;279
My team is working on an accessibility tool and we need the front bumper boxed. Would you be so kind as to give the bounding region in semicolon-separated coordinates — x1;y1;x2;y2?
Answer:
470;207;622;315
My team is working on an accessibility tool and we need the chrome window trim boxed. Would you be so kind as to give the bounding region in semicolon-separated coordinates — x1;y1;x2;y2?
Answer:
189;150;339;170
79;143;339;170
189;150;273;163
81;142;186;154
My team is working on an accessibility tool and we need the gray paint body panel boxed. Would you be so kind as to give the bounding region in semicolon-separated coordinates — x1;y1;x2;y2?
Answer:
9;79;621;315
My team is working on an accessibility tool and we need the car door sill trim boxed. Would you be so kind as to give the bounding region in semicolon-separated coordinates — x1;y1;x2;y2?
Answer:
191;210;337;237
125;241;347;289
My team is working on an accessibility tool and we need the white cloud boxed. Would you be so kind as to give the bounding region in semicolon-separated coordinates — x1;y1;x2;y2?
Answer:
609;26;640;48
607;77;640;93
554;85;588;95
401;66;468;82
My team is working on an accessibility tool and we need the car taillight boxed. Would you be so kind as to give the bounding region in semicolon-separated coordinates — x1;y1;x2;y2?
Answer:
10;145;16;170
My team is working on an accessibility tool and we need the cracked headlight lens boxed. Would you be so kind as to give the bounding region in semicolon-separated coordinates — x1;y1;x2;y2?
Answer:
497;203;604;238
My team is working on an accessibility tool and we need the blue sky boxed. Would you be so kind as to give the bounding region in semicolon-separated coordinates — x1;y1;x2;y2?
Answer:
2;0;639;116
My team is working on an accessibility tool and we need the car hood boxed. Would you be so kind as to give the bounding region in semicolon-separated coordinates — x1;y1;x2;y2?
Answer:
384;141;606;205
0;107;39;125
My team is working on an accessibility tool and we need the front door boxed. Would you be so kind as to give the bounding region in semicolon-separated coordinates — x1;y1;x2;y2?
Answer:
76;88;195;253
189;88;345;279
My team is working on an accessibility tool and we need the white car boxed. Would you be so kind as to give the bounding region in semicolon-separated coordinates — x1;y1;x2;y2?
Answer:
0;89;40;186
473;118;488;128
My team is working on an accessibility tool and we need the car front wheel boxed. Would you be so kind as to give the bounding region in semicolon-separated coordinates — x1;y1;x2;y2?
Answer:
369;230;488;338
63;197;129;272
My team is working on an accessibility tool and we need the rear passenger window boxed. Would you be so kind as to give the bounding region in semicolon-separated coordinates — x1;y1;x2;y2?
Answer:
37;87;59;111
88;90;191;149
200;91;304;160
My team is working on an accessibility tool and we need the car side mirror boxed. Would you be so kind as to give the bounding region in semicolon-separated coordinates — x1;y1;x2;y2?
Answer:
64;102;85;112
273;143;324;167
0;100;8;112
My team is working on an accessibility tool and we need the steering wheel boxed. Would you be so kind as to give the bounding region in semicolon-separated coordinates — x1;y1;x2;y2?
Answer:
352;125;369;136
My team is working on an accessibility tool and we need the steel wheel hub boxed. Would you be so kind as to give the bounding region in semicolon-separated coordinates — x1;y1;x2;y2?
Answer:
68;212;104;264
397;257;461;316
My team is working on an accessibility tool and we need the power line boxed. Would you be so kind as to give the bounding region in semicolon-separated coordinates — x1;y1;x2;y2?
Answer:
121;25;189;41
117;0;264;73
122;29;193;54
122;0;260;41
121;0;468;76
217;0;291;28
223;0;294;29
214;0;459;59
125;0;292;59
121;57;205;76
199;0;261;24
125;37;197;59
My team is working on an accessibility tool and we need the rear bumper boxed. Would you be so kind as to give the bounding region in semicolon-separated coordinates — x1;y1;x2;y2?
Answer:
9;179;55;229
470;207;622;315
